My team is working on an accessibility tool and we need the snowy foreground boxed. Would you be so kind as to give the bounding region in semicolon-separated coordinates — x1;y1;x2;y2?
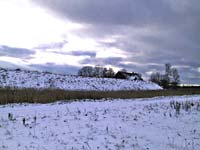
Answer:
0;68;161;91
1;95;200;150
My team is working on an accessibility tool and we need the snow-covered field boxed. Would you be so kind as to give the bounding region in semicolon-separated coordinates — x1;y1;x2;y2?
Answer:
0;95;200;150
0;68;161;91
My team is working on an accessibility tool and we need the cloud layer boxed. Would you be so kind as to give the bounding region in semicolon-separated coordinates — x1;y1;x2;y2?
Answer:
0;45;35;58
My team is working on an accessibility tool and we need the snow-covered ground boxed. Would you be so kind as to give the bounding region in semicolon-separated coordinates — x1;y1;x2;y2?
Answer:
0;95;200;150
0;68;161;91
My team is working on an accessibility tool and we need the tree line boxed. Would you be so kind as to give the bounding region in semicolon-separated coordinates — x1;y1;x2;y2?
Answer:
78;66;115;78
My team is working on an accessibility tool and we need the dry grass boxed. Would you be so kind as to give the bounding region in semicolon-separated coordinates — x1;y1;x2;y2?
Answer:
0;87;200;105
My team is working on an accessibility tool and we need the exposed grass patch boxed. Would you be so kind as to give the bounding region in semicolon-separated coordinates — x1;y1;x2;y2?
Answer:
0;87;200;105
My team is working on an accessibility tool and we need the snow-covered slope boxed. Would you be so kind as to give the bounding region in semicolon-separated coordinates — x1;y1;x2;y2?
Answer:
0;68;162;91
0;95;200;150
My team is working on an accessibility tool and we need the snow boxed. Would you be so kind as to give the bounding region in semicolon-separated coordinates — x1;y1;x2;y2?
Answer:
0;68;162;91
0;95;200;150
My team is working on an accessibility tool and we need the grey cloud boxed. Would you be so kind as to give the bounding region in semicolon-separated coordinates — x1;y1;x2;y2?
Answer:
0;45;35;58
33;0;177;26
0;60;33;70
29;63;79;75
0;59;79;75
33;0;200;53
68;51;96;57
52;50;96;57
80;57;123;66
34;40;68;50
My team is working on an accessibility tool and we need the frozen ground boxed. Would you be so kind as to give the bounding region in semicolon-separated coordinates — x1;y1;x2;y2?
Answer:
0;68;161;91
0;95;200;150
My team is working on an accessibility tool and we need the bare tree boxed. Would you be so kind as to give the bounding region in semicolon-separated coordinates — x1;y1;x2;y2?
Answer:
164;63;171;84
150;72;161;85
165;63;172;76
171;68;180;87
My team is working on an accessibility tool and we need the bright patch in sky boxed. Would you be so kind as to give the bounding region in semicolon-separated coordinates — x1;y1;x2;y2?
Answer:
0;0;83;48
63;35;100;52
198;67;200;73
29;51;87;66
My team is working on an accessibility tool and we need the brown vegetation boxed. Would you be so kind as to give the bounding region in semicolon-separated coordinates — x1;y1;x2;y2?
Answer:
0;87;200;105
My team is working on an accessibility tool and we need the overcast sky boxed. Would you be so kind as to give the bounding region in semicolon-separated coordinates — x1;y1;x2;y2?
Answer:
0;0;199;84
